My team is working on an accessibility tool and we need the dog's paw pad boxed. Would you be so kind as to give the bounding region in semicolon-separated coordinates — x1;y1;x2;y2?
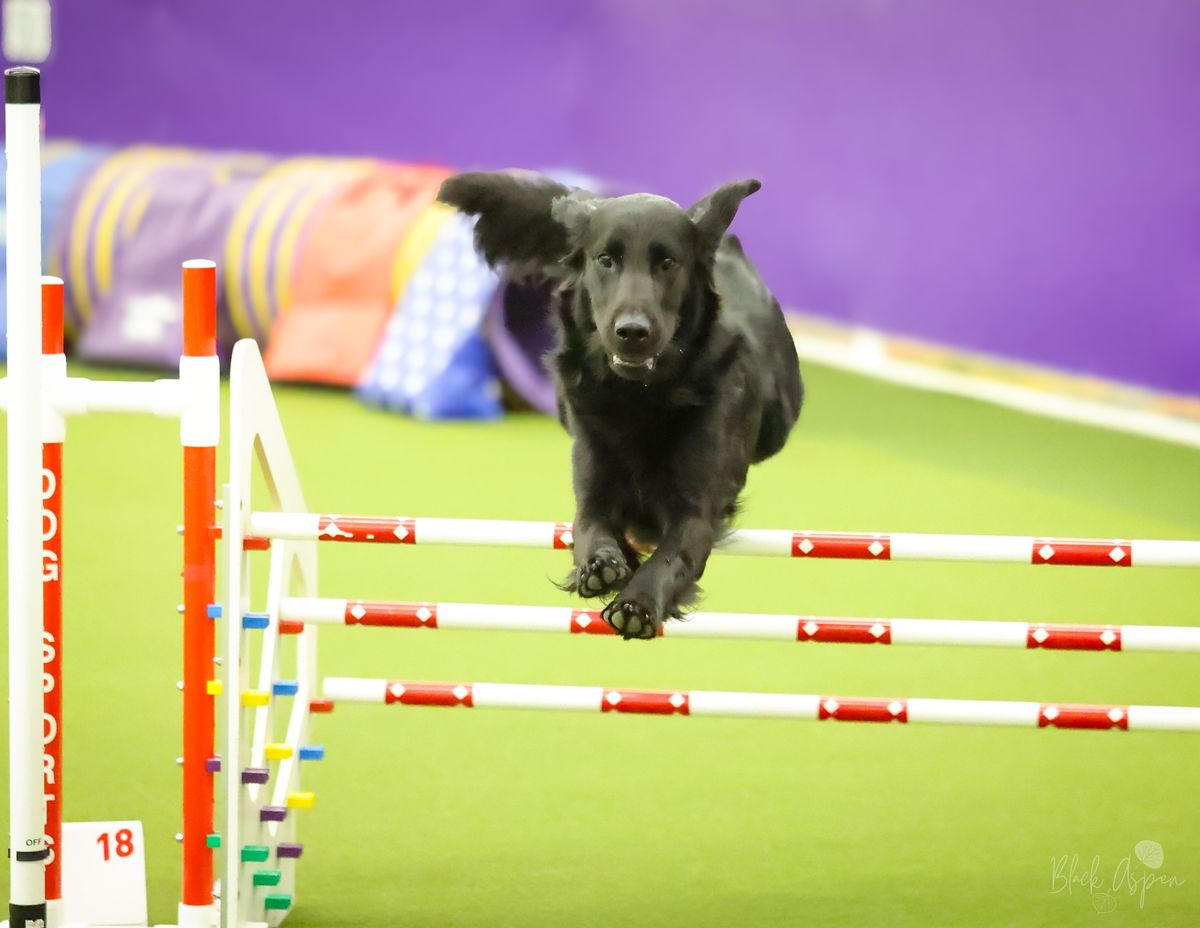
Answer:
602;598;660;640
576;550;630;597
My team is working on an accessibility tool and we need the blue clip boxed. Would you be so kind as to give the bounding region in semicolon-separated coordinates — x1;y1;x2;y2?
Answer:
206;604;223;619
242;613;270;630
272;680;300;697
298;745;325;761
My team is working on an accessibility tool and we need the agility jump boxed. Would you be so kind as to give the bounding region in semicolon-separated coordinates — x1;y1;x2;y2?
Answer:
213;336;1200;928
6;64;1200;928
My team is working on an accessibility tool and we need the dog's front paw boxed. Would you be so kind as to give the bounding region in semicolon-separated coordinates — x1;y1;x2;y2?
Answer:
602;592;666;640
570;547;631;597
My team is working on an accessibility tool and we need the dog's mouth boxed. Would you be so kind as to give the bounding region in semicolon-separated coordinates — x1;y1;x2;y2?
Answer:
611;354;656;372
609;354;660;379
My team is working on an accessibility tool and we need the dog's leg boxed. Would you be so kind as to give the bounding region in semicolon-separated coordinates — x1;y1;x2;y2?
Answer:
599;392;754;640
561;440;636;597
602;514;717;639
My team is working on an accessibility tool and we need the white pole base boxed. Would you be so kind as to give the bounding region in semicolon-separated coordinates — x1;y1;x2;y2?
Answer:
176;902;216;928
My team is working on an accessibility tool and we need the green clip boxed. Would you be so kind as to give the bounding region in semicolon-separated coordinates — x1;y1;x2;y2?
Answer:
253;869;282;887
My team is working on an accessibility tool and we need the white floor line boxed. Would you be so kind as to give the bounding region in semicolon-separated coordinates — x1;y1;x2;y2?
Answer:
792;330;1200;451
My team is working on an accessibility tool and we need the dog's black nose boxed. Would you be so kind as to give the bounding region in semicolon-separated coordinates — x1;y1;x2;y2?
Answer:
614;312;651;344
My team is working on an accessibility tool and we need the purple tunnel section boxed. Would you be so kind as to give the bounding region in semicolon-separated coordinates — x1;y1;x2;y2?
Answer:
5;0;1199;395
76;152;274;367
484;279;559;415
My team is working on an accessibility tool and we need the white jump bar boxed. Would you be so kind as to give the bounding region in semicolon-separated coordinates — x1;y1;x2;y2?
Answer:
279;597;1200;653
248;512;1200;568
321;678;1200;732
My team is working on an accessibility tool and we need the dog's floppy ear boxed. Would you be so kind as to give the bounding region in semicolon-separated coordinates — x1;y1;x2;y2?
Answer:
687;178;761;253
437;171;579;271
550;193;596;244
550;193;600;271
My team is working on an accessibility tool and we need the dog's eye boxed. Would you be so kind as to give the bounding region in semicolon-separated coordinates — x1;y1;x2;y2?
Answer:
659;257;678;272
596;253;614;269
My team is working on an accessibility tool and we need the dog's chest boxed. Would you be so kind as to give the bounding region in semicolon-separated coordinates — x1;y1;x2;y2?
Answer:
578;401;697;482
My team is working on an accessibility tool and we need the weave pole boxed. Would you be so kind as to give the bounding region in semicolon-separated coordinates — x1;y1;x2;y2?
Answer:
322;678;1200;732
249;514;1200;568
278;597;1200;652
41;278;66;921
6;66;49;928
180;260;220;928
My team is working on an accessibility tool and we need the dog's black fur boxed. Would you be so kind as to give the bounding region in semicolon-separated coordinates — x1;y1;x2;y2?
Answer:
438;172;802;638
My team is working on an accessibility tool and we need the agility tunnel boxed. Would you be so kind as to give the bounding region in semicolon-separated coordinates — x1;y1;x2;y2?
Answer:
1;143;574;418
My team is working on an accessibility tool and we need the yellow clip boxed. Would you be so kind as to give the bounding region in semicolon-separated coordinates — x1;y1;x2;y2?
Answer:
265;743;294;761
286;791;315;810
241;690;270;707
206;680;223;696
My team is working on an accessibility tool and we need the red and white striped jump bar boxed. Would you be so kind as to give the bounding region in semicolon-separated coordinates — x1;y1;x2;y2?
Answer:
321;679;1200;732
280;598;1200;653
248;514;1200;567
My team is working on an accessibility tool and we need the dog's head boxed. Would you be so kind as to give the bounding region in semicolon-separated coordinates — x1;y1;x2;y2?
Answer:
553;180;760;381
437;171;761;383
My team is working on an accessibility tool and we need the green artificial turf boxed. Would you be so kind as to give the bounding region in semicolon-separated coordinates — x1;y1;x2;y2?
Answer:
2;362;1199;927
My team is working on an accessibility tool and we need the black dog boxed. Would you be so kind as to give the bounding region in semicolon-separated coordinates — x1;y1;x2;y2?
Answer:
438;172;802;638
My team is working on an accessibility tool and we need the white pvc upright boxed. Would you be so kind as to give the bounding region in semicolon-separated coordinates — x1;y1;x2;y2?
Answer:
5;66;48;926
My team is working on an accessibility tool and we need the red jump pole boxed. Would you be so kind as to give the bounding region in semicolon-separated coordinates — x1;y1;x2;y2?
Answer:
179;260;218;928
41;277;65;919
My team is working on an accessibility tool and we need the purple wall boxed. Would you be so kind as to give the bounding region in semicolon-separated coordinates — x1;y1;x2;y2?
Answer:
9;0;1200;394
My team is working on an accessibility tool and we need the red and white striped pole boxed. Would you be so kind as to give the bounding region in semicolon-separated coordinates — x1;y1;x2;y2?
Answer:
322;678;1200;733
41;277;66;923
179;260;219;928
278;597;1200;653
247;514;1200;569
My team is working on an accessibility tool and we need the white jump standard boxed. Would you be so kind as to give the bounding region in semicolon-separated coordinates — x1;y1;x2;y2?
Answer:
4;67;222;928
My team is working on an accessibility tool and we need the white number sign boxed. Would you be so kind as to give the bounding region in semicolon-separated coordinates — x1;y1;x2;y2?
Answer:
60;821;148;926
